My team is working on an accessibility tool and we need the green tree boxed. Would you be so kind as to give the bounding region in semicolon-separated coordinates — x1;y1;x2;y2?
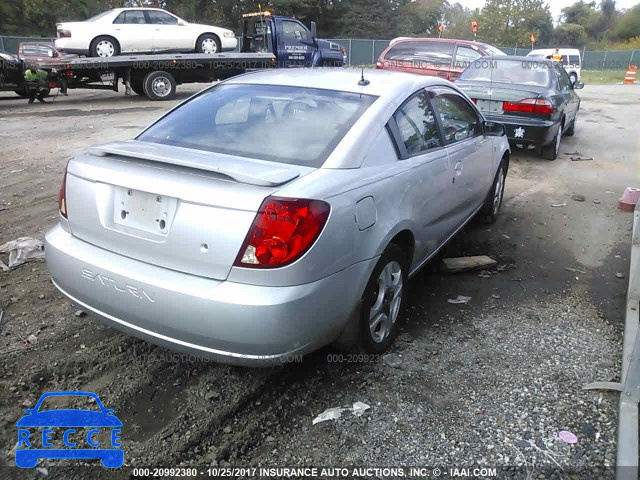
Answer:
553;23;588;46
478;0;553;47
614;4;640;40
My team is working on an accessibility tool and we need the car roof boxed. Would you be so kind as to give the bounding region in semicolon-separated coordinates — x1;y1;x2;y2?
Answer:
387;37;490;47
484;54;553;64
223;68;454;97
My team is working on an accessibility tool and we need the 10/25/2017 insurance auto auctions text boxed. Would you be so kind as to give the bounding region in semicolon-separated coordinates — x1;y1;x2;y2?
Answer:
131;466;498;478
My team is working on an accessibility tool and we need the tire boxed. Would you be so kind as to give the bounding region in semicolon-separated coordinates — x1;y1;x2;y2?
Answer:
90;36;120;58
542;123;562;161
359;244;408;353
565;112;577;137
196;34;221;54
477;159;507;224
130;81;145;96
142;71;176;101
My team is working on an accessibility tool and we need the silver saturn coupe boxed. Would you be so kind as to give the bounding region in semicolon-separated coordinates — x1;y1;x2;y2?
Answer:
45;69;510;366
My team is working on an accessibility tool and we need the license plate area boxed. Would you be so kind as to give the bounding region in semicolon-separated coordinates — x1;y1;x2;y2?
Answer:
113;187;177;236
476;99;504;115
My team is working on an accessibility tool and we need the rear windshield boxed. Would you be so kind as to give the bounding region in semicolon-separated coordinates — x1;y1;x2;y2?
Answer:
385;41;454;66
480;44;506;56
460;59;550;87
138;84;377;168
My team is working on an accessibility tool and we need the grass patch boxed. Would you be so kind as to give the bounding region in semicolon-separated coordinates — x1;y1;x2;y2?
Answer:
581;70;629;85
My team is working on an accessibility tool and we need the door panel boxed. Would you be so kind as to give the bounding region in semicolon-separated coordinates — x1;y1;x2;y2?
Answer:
112;10;153;52
277;19;314;66
147;10;192;51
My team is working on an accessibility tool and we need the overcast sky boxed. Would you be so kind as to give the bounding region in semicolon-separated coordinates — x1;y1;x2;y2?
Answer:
460;0;640;22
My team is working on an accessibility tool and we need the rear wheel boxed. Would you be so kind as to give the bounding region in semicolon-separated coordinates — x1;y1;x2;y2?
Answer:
565;112;577;136
90;36;119;58
142;71;176;101
359;244;408;353
542;124;562;160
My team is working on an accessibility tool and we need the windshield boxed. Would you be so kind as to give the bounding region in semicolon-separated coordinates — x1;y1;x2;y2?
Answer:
86;10;113;21
137;84;377;168
460;59;550;87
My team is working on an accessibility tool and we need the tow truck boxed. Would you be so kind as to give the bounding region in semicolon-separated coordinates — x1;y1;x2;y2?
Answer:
37;12;346;101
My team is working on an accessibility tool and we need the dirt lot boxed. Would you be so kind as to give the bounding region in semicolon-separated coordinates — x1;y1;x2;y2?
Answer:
1;83;639;479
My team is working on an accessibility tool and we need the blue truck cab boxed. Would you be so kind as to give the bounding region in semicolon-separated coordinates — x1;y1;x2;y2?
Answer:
241;12;346;67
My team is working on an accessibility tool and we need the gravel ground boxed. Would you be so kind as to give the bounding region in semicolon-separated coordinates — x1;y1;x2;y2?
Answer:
1;84;638;480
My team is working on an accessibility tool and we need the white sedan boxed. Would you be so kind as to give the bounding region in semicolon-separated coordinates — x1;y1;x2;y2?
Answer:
55;8;237;58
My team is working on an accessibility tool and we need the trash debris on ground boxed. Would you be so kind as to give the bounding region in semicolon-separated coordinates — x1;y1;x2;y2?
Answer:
491;294;501;299
10;169;25;174
618;187;640;211
551;202;567;207
570;156;594;161
312;402;371;425
558;430;578;444
27;334;38;345
565;266;587;274
571;194;585;202
0;237;45;268
383;352;402;369
75;310;86;317
0;259;8;272
592;199;601;205
616;273;625;279
442;255;497;273
36;467;48;476
448;295;471;304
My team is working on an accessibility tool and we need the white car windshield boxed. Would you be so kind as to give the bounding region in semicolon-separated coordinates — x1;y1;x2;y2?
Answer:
138;84;378;168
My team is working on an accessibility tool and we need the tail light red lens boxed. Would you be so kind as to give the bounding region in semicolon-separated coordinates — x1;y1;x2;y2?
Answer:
58;30;71;38
503;98;555;114
58;168;68;219
234;196;330;268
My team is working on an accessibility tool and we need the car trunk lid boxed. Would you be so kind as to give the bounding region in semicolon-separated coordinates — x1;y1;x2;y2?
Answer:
457;81;549;117
65;141;311;281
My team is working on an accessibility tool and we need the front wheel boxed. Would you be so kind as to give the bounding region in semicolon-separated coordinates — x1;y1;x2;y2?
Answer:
478;160;507;224
196;34;221;54
359;244;408;353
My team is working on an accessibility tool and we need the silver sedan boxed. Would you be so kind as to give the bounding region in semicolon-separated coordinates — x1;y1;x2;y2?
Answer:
45;69;510;366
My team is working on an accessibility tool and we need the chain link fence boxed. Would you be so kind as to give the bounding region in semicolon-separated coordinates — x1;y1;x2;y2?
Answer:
2;35;638;71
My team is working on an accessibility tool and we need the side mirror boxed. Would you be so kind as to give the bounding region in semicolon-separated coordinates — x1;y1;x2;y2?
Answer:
483;120;506;136
310;21;317;40
573;81;584;89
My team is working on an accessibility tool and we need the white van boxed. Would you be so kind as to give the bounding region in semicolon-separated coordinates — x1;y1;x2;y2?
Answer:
526;48;582;83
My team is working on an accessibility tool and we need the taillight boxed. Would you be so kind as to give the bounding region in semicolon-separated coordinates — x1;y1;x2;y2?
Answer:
234;196;330;268
58;168;68;219
58;30;71;38
503;98;555;114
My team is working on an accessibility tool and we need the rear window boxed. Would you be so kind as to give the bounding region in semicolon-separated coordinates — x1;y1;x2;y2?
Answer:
460;59;550;87
137;84;377;168
385;41;454;66
480;44;506;56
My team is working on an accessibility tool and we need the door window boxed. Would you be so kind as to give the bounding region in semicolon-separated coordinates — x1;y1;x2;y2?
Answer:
554;65;572;91
431;93;482;144
282;21;310;42
113;10;147;24
454;45;481;68
147;11;179;25
392;91;442;157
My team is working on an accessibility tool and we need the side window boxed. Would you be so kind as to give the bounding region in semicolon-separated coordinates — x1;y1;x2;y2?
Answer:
454;46;481;68
555;65;571;91
147;11;179;25
431;93;482;144
282;21;310;42
22;45;37;56
413;41;454;66
568;55;580;66
38;46;55;57
114;11;146;25
385;42;414;61
392;91;442;157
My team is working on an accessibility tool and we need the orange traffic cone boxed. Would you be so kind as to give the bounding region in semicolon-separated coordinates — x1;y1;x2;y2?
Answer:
623;65;637;84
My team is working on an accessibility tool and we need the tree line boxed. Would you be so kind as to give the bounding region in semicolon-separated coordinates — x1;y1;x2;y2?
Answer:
2;0;639;49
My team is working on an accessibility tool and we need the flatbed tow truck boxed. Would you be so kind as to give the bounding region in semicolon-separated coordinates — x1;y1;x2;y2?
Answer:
33;12;346;100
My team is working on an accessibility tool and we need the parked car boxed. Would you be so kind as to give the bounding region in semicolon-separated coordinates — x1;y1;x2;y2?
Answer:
376;38;506;81
45;69;510;366
456;55;583;160
527;48;582;84
55;7;237;57
17;42;79;64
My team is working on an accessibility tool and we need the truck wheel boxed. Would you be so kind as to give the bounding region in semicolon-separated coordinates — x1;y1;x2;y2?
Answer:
196;34;221;54
143;71;176;101
90;36;120;58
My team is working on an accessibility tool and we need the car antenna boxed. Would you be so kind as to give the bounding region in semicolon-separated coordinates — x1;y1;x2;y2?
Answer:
358;68;370;86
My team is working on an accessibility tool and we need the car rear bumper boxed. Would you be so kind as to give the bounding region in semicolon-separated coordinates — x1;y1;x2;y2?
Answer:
45;225;374;366
54;38;88;55
485;114;558;146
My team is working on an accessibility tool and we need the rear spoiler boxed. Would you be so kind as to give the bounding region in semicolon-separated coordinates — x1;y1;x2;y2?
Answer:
88;141;301;187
